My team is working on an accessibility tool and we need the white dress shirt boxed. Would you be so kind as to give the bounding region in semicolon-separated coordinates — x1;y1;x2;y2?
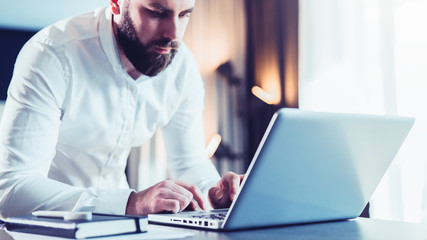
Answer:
0;7;220;218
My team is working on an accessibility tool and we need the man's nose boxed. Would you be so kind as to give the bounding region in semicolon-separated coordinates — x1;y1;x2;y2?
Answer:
162;17;179;41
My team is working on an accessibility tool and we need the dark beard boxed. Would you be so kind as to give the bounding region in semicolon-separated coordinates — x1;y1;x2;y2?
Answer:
116;7;179;77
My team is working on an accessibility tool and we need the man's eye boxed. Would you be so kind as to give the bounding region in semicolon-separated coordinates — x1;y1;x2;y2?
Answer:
179;12;191;18
148;10;166;18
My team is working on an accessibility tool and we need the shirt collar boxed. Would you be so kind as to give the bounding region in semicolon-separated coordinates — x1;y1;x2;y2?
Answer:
99;7;122;73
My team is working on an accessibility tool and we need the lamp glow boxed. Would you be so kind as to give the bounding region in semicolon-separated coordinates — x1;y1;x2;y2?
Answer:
251;86;276;105
206;134;222;159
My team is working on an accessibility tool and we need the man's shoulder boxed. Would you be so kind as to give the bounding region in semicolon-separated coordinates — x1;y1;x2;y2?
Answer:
31;7;107;47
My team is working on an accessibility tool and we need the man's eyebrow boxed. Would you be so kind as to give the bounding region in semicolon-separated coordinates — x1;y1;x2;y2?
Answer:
149;3;172;12
182;8;194;14
149;3;194;14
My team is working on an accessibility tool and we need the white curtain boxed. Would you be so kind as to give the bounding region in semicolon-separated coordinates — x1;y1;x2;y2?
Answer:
299;0;427;222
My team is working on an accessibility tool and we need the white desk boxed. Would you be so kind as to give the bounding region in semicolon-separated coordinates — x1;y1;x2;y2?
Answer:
2;218;427;240
152;217;427;240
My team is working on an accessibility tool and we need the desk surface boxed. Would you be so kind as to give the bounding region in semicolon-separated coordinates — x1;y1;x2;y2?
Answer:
2;217;427;240
150;217;427;240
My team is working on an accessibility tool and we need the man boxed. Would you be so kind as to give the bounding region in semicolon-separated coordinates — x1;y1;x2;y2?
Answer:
0;0;243;218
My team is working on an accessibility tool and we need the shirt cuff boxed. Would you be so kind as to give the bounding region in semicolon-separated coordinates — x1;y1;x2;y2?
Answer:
73;187;135;214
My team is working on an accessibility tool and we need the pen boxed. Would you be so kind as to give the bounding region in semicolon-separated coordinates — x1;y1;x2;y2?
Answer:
32;211;92;221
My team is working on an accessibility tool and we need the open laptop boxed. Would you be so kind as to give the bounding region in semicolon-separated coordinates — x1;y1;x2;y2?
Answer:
148;108;414;230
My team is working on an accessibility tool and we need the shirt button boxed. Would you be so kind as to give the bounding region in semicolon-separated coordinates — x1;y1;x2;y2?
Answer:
113;154;118;159
125;125;131;131
130;86;136;92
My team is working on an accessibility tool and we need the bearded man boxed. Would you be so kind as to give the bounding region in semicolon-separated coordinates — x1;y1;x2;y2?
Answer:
0;0;242;218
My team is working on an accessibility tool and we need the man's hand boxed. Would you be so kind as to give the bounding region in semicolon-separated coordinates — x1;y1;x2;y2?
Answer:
208;172;245;209
126;178;207;215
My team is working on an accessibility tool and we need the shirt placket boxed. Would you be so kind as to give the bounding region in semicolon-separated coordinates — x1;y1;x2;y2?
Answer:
99;81;138;187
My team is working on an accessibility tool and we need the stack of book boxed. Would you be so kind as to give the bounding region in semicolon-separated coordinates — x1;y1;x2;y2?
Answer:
5;212;148;239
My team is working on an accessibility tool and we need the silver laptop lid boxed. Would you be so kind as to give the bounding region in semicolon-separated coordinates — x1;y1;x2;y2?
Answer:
223;108;414;230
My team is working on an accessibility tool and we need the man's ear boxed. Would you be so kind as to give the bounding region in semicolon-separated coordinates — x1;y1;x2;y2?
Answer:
110;0;121;15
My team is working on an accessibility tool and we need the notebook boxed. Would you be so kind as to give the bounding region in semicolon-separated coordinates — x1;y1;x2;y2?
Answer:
148;108;415;230
5;213;148;239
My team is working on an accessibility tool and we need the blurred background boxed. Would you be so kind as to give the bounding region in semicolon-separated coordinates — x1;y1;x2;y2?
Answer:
1;0;427;224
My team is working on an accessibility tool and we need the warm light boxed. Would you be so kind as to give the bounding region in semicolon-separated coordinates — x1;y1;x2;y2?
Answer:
206;134;222;159
284;26;299;108
255;63;282;105
251;86;276;105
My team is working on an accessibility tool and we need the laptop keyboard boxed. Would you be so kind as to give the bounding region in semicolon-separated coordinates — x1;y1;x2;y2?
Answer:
190;212;227;220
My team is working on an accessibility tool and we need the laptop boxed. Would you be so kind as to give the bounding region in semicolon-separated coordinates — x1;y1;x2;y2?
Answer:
148;108;414;230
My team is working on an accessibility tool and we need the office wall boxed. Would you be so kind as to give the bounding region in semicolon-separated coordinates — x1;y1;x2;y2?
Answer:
0;29;36;100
